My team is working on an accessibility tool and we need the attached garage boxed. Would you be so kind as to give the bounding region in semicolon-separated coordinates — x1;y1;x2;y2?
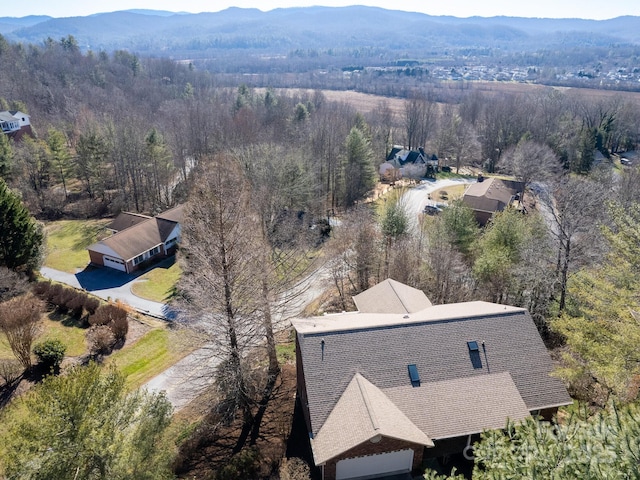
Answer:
103;256;126;272
335;449;414;480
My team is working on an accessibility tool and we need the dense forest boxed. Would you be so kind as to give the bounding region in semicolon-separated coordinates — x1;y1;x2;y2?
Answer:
2;31;640;478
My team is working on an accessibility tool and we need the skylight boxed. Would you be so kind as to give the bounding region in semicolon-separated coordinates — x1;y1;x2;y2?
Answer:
408;364;420;387
468;341;482;369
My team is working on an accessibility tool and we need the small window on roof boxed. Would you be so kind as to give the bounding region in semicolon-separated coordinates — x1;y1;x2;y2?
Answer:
407;364;420;387
467;341;479;352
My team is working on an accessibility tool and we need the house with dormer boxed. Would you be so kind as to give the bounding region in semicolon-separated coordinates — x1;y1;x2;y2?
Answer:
380;146;439;181
292;279;570;480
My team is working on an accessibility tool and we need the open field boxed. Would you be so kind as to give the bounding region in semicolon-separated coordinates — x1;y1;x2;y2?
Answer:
44;219;109;273
271;82;640;121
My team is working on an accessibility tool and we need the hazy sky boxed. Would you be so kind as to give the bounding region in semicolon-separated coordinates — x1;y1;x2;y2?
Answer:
2;0;639;20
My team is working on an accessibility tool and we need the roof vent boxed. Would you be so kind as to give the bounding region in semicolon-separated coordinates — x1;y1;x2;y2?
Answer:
407;364;420;387
467;341;479;352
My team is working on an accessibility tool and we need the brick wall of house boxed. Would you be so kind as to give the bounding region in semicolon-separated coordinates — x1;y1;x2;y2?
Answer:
88;250;105;266
322;437;424;480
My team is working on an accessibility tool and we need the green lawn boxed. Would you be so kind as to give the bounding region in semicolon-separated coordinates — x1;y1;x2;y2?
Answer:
0;313;88;360
130;261;182;302
108;327;199;389
44;219;109;272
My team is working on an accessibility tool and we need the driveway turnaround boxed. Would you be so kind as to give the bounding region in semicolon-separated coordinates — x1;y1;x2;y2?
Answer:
39;266;172;319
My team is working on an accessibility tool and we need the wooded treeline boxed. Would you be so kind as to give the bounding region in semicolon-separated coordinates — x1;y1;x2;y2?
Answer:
2;35;640;223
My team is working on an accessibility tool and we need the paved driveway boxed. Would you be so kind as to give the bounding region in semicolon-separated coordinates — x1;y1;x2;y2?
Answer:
40;265;173;319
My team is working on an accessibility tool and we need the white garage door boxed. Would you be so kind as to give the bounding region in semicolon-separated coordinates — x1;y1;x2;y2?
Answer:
103;256;126;272
336;449;413;480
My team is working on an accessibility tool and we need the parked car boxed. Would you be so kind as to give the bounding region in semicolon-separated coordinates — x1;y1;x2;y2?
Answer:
621;158;633;166
423;205;443;215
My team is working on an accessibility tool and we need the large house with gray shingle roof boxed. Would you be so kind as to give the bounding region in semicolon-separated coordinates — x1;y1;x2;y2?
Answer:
87;205;184;273
292;279;571;480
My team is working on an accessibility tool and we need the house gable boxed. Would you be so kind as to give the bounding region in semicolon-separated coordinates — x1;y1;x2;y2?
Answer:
311;373;433;465
352;278;432;314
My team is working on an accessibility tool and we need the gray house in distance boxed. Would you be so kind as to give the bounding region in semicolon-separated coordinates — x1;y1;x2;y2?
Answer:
292;279;571;480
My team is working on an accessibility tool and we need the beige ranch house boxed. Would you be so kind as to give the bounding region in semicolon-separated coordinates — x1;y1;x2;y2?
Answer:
87;205;184;273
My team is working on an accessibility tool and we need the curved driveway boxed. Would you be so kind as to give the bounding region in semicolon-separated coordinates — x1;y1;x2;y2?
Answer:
39;266;171;319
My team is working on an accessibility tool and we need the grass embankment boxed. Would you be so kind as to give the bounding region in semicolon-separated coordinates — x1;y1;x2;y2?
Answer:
108;326;200;389
429;183;468;202
39;314;88;357
44;220;109;272
131;261;182;302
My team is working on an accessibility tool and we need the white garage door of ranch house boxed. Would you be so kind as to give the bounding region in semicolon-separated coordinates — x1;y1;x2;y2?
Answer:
335;449;414;480
103;256;126;272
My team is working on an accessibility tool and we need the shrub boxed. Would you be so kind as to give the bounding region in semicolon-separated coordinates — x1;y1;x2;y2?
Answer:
0;267;29;303
57;288;76;314
46;283;63;306
87;325;116;356
89;304;129;343
279;458;311;480
215;448;260;480
32;280;50;299
84;297;100;316
66;291;87;319
89;304;127;327
110;314;129;342
0;294;43;369
33;339;66;370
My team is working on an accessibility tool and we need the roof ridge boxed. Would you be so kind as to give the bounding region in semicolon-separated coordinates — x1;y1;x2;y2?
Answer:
355;374;380;432
386;279;410;314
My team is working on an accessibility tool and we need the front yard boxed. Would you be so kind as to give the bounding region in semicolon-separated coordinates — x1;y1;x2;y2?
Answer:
130;260;182;303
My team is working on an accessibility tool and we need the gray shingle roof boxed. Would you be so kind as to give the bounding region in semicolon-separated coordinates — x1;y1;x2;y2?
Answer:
88;205;183;261
106;212;151;232
462;177;524;214
384;372;530;440
294;303;571;442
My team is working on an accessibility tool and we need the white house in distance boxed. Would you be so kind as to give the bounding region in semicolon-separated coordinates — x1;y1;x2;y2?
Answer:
0;111;32;140
87;205;184;273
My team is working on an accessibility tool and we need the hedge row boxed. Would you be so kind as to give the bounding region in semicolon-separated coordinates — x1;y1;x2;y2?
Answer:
33;281;100;319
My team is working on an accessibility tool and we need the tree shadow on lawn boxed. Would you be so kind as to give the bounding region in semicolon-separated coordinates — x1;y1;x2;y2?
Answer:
0;363;57;408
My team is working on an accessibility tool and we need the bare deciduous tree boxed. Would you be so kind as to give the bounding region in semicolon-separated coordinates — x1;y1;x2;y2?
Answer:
500;139;562;201
539;175;605;311
0;294;43;369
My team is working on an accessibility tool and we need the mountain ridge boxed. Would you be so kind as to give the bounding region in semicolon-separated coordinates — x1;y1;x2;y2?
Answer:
2;6;639;56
